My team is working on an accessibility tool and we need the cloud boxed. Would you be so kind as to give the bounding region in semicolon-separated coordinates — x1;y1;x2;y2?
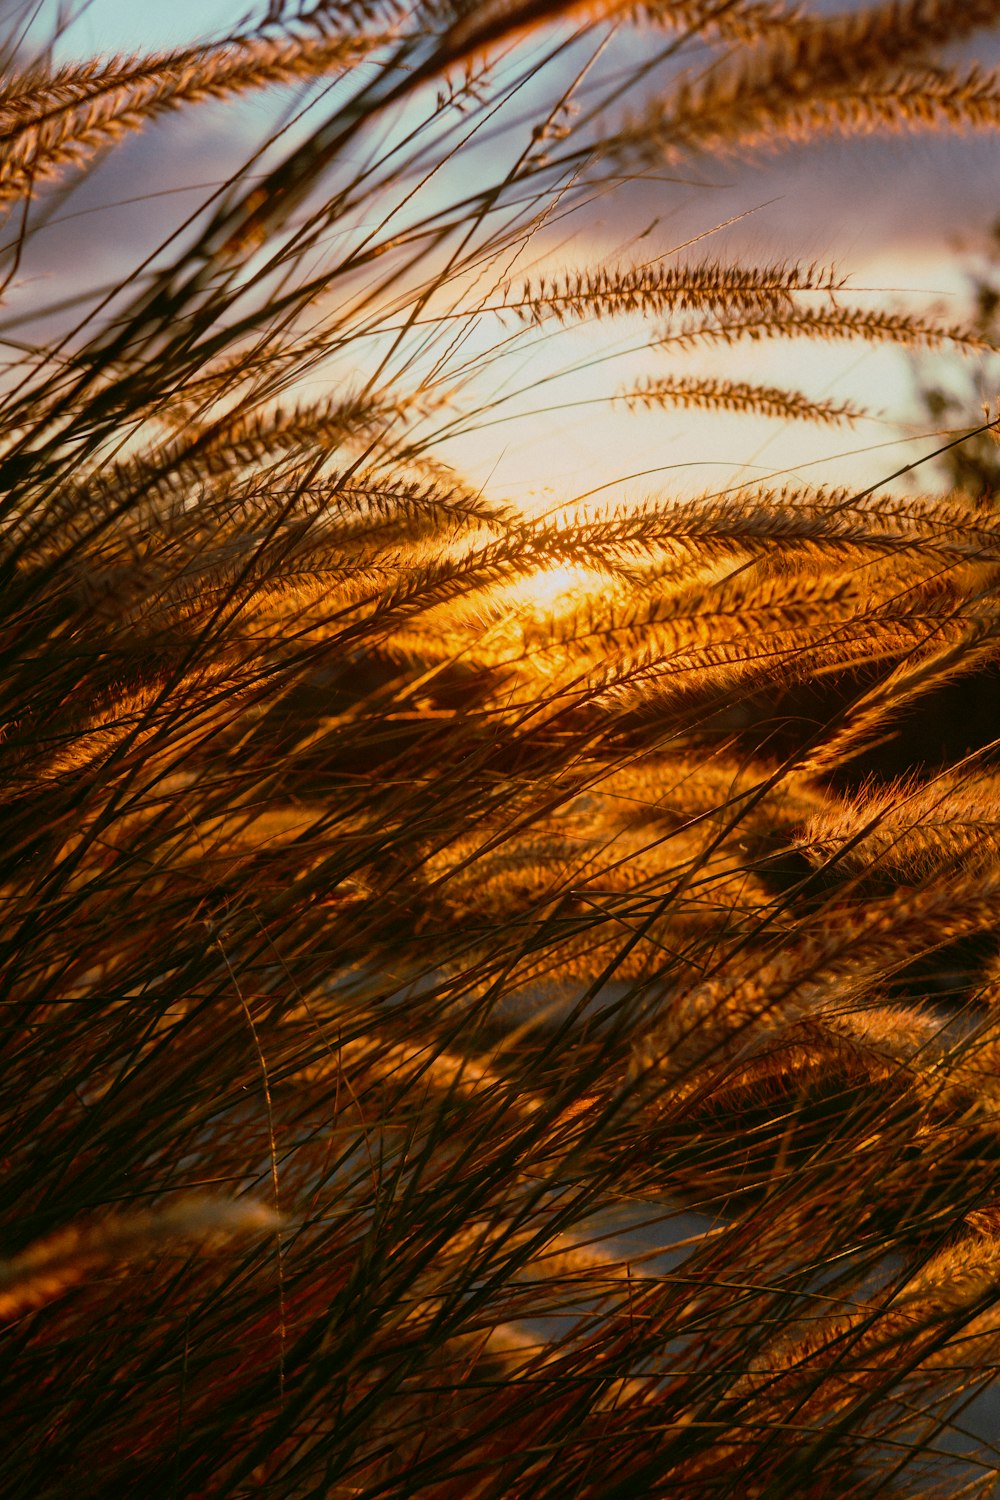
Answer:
595;134;1000;268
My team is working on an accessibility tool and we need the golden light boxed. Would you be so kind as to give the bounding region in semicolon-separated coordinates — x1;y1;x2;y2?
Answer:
506;563;605;617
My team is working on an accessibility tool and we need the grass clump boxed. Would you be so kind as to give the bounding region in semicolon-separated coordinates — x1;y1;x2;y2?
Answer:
5;2;1000;1495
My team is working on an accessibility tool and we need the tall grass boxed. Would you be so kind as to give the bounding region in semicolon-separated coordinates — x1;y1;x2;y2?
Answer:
5;2;1000;1494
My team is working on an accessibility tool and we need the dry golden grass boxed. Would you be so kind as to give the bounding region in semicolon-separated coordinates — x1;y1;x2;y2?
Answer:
5;3;1000;1496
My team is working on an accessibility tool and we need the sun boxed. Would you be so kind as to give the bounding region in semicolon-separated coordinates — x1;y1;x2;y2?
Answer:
507;563;604;617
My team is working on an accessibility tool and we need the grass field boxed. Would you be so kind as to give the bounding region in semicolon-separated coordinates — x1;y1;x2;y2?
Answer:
5;3;1000;1495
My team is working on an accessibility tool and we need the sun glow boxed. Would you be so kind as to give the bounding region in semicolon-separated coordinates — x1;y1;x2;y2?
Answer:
507;563;606;617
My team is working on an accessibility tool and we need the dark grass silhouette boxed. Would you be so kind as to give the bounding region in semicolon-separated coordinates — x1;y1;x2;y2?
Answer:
5;3;1000;1495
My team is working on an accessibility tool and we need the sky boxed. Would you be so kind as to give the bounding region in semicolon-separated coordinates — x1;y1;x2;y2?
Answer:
7;0;1000;511
25;0;243;52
